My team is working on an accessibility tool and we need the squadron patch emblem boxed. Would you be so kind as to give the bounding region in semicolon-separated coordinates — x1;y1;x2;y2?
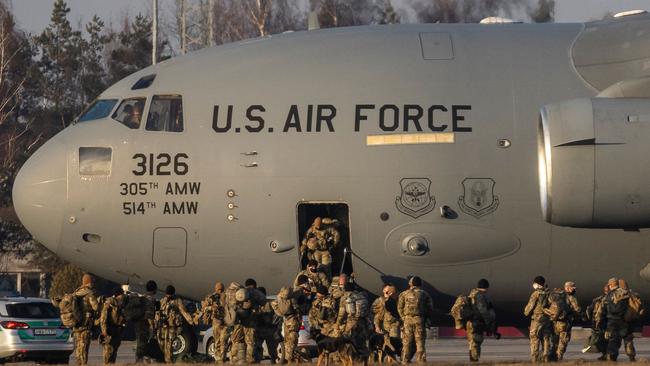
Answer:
395;178;436;218
458;178;499;218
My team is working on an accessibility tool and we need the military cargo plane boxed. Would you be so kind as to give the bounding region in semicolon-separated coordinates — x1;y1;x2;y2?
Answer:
12;13;650;324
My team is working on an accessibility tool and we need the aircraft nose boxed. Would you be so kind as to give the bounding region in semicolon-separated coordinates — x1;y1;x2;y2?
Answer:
12;139;67;252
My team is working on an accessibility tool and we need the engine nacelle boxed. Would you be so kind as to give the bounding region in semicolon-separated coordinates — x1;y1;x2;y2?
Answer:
538;98;650;228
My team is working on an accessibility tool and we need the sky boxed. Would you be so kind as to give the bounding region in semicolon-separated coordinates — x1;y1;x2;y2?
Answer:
9;0;650;35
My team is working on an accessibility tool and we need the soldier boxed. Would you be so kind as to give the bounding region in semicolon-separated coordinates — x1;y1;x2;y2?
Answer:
135;280;158;363
256;287;280;363
397;276;434;363
336;278;370;362
243;278;265;363
618;279;637;362
100;287;127;364
198;281;227;363
158;285;196;363
317;218;341;272
553;281;581;361
223;282;247;364
466;279;495;362
293;259;330;293
283;275;311;363
52;273;100;365
602;277;631;361
301;218;341;272
310;285;340;337
372;283;400;338
372;283;401;362
583;284;609;358
524;275;552;362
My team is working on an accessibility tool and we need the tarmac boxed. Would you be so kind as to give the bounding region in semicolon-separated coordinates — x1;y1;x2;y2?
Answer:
75;336;650;364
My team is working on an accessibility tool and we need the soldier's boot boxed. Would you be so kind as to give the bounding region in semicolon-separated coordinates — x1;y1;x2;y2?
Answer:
469;351;478;362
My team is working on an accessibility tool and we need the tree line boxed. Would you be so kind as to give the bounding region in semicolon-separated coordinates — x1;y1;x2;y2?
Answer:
0;0;554;292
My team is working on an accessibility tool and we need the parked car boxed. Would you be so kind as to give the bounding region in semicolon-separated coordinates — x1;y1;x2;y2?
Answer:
0;297;73;363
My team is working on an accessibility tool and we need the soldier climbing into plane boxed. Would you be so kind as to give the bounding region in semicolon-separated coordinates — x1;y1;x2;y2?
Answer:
300;217;341;275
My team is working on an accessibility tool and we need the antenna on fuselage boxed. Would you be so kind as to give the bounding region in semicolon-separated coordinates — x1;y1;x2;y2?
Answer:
152;0;158;65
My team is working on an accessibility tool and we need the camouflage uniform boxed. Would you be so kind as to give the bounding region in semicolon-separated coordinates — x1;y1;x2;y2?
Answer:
336;287;370;360
158;296;194;363
466;288;495;362
372;295;401;337
371;293;401;362
223;284;247;364
100;295;126;364
241;288;265;363
553;291;581;361
584;289;608;356
255;301;280;363
134;292;158;362
603;286;630;361
67;285;99;365
310;294;339;337
301;218;340;271
283;287;310;363
198;291;227;363
293;269;330;294
397;286;433;363
524;287;552;362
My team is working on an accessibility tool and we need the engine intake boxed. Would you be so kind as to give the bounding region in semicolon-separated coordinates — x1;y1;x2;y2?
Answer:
538;98;650;228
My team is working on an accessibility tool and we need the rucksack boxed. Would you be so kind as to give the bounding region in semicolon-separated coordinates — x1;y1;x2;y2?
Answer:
223;283;244;326
344;291;368;318
107;297;127;326
625;291;645;322
450;295;474;329
160;298;184;327
59;293;84;328
402;289;423;317
124;294;146;322
272;287;295;317
544;290;570;321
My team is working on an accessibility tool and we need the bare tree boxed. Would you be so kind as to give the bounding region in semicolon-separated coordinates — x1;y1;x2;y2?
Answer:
243;0;271;37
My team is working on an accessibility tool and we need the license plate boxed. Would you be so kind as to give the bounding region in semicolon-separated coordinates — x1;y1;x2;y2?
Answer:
34;329;56;336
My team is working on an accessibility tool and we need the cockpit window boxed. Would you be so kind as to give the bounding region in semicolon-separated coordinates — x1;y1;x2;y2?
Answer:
112;98;146;129
146;95;184;132
77;99;118;123
131;74;156;90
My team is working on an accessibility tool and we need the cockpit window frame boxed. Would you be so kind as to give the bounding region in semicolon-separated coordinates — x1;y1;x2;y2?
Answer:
111;97;148;130
145;94;185;134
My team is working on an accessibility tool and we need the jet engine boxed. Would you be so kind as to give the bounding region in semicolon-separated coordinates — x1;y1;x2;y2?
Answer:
538;97;650;228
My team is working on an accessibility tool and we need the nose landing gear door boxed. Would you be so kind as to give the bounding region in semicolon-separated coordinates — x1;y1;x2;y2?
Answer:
297;202;352;277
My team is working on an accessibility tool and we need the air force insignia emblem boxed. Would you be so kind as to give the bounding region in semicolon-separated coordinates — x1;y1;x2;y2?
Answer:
458;178;499;218
395;178;435;218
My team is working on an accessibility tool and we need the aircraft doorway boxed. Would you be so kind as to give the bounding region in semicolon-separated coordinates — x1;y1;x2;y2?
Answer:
297;202;352;277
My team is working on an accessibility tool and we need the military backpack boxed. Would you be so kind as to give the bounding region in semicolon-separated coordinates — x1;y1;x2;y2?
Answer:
223;283;244;326
123;294;146;322
272;287;295;317
58;293;84;328
544;289;570;321
160;298;184;327
344;291;368;318
624;291;645;322
107;298;127;326
403;288;424;317
450;294;474;329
